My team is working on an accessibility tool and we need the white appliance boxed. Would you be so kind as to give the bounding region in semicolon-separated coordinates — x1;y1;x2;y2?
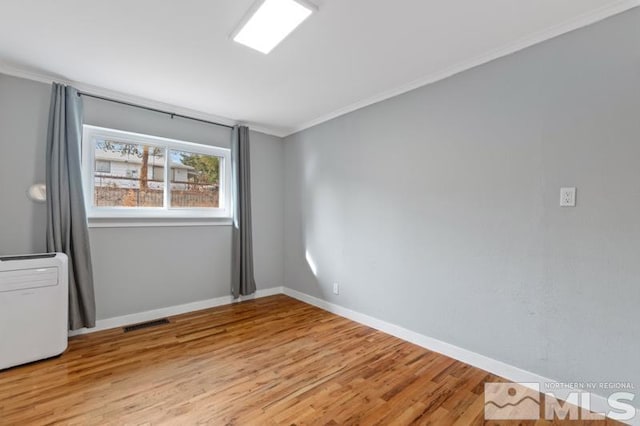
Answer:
0;253;68;370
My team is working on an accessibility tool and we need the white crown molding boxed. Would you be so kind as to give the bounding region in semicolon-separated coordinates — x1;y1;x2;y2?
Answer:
0;60;289;138
3;0;638;139
286;0;640;137
282;287;639;425
68;286;284;336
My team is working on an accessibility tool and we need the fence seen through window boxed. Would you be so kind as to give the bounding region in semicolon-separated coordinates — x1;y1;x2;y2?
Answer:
93;140;220;209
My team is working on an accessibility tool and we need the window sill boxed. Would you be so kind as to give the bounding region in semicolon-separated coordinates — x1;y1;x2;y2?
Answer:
87;217;233;228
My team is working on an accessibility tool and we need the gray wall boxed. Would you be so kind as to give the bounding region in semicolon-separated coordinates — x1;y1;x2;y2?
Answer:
0;73;284;319
283;8;640;396
0;74;49;254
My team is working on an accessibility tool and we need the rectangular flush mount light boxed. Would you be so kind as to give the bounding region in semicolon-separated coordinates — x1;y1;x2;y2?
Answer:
232;0;317;54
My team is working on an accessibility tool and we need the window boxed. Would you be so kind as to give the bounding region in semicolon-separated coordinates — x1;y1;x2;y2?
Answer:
95;160;111;173
82;125;231;221
152;166;164;181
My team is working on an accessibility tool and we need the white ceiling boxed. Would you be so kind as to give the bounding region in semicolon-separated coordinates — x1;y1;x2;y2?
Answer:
0;0;637;136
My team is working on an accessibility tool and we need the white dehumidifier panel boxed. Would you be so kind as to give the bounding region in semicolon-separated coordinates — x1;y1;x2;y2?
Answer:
0;253;68;370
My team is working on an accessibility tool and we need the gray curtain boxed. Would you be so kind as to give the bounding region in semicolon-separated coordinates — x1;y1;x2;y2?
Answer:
46;83;96;330
231;125;256;298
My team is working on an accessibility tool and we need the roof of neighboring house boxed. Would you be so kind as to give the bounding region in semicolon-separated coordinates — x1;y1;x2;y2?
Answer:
95;149;194;170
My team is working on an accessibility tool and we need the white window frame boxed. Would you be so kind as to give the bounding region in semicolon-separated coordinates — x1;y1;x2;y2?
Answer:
82;125;232;225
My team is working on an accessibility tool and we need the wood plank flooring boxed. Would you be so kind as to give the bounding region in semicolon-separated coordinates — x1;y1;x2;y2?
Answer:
0;295;620;425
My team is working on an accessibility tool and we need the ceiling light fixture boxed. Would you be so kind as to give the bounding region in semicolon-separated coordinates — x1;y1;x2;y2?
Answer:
231;0;317;54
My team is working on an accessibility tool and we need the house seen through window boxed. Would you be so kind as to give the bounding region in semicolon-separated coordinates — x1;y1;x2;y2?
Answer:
83;125;231;219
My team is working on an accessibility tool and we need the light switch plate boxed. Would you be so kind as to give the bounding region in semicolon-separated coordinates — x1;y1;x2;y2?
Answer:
560;187;576;207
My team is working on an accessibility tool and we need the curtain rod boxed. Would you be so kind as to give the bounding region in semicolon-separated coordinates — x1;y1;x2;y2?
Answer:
76;91;235;130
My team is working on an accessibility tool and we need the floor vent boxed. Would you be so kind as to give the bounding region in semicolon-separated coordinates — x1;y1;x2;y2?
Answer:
123;318;170;333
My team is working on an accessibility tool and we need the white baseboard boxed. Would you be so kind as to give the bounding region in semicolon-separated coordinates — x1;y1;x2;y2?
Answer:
67;285;636;424
68;286;283;337
282;287;638;425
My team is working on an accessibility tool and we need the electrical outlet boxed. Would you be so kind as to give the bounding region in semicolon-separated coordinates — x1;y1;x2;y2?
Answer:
560;187;576;207
332;283;339;295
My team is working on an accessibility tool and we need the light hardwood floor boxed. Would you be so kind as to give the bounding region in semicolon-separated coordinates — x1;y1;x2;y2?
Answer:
0;295;619;425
